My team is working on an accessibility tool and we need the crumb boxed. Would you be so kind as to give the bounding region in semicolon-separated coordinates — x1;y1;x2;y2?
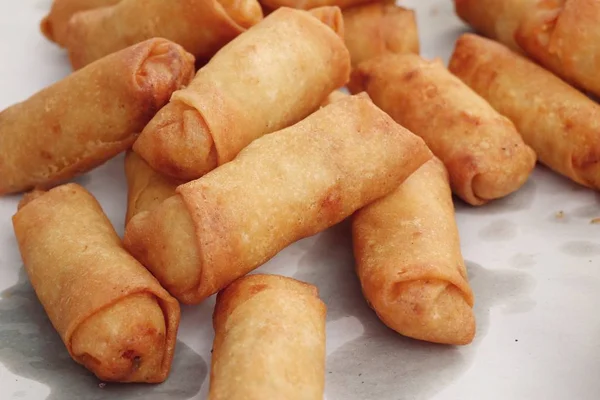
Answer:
515;339;518;342
359;373;362;376
590;218;600;224
98;383;106;389
555;211;564;219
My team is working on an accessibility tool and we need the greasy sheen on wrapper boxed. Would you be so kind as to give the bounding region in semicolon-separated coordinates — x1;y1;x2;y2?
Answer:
349;53;536;206
209;274;326;400
0;38;195;196
133;6;351;181
12;184;180;383
353;158;476;345
124;94;432;304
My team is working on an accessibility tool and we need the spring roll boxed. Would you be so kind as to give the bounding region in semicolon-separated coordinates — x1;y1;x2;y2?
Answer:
133;7;350;181
124;151;184;224
353;158;475;345
320;89;348;106
41;0;122;47
349;53;536;206
343;1;419;67
260;0;374;11
124;94;432;304
209;274;326;399
66;0;263;70
449;33;600;190
12;184;180;382
0;38;195;196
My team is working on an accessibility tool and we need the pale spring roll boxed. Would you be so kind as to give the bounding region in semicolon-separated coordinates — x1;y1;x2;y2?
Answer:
349;53;536;206
0;38;195;196
449;34;600;190
133;7;351;181
343;1;419;67
66;0;263;69
124;151;183;224
124;94;432;304
12;184;180;382
260;0;374;11
41;0;122;47
209;274;326;400
353;158;476;345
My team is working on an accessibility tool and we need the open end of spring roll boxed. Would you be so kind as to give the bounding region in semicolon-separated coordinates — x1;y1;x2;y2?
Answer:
343;1;419;67
449;33;600;190
349;53;536;206
0;38;194;196
209;274;326;400
353;158;476;345
124;94;432;304
12;184;180;382
133;7;351;181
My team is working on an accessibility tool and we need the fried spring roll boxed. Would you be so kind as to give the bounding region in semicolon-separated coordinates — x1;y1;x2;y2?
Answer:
133;7;350;181
12;184;180;382
124;94;432;304
449;34;600;190
260;0;373;11
209;274;326;400
0;39;195;196
41;0;122;47
349;53;536;205
343;1;419;67
66;0;263;69
353;158;475;345
320;89;348;106
124;151;183;224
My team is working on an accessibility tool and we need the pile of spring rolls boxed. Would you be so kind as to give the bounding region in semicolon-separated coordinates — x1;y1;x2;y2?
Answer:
2;0;599;396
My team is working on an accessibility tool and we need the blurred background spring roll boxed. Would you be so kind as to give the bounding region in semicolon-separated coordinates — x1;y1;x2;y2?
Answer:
450;34;600;190
12;184;180;383
66;0;263;69
349;53;536;206
353;158;476;345
343;1;418;67
41;0;122;47
124;94;432;304
0;38;194;196
209;274;326;400
134;7;351;181
124;151;184;224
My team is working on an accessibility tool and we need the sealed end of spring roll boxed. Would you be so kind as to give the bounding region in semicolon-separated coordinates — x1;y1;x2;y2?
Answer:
209;274;326;400
343;1;419;67
260;0;373;11
133;7;351;181
349;53;536;206
12;184;180;382
41;0;122;46
449;33;600;190
353;158;476;345
0;38;195;196
124;151;184;224
124;94;432;304
66;0;263;69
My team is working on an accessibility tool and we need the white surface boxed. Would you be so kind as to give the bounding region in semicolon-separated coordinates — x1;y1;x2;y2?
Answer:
1;1;600;399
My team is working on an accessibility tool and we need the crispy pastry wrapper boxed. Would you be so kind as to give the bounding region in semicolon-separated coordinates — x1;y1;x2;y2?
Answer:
133;6;351;181
0;38;195;196
66;0;263;69
349;53;536;206
209;274;326;400
12;184;180;383
343;1;419;67
353;158;476;345
260;0;374;11
449;33;600;190
124;94;432;304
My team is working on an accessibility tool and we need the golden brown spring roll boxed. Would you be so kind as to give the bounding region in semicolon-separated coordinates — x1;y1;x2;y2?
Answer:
349;53;536;206
133;7;351;181
260;0;373;11
449;34;600;190
12;184;180;382
343;1;419;67
66;0;263;69
0;39;194;196
124;151;184;224
124;94;432;304
41;0;122;47
353;158;476;345
209;274;326;399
